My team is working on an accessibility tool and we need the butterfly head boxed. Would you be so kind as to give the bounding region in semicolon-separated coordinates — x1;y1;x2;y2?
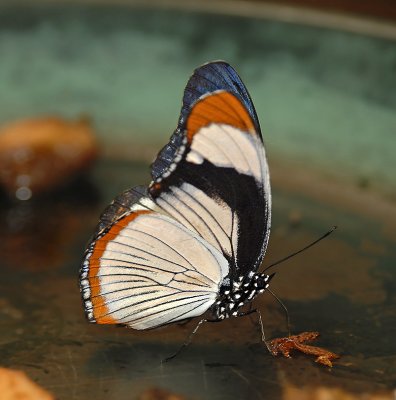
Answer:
254;272;276;293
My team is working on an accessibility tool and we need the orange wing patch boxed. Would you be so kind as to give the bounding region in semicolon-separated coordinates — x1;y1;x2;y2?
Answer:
187;91;255;142
88;210;152;324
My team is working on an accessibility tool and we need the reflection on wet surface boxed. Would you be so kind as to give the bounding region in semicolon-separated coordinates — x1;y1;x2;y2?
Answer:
0;159;394;399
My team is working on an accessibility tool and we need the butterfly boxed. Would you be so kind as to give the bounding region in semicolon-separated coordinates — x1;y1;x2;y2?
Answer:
79;61;273;350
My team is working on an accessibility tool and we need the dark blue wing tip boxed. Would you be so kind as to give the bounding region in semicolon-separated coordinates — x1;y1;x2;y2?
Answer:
151;60;262;181
182;60;261;131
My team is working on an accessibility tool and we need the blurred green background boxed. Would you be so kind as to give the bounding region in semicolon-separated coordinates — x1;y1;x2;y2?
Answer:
1;3;396;194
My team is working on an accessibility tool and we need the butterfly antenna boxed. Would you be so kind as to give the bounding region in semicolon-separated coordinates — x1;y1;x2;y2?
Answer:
263;226;337;273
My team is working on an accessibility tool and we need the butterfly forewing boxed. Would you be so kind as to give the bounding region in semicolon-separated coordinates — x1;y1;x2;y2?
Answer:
150;64;271;280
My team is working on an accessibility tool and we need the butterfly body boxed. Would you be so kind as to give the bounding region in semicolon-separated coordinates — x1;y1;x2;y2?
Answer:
210;272;274;320
80;61;272;333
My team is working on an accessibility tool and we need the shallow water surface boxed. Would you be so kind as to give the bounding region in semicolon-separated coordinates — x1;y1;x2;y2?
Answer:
0;159;395;399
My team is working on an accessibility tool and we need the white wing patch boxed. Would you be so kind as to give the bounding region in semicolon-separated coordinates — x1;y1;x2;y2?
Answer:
189;123;266;184
91;212;229;330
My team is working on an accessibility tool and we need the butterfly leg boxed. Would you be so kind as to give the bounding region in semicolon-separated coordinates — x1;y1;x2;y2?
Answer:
162;318;207;363
237;309;272;354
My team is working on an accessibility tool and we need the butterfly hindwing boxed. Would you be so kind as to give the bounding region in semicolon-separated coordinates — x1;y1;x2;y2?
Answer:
80;189;229;329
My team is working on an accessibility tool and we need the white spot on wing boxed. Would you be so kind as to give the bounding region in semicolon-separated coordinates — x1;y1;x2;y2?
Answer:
186;150;204;165
130;197;160;213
